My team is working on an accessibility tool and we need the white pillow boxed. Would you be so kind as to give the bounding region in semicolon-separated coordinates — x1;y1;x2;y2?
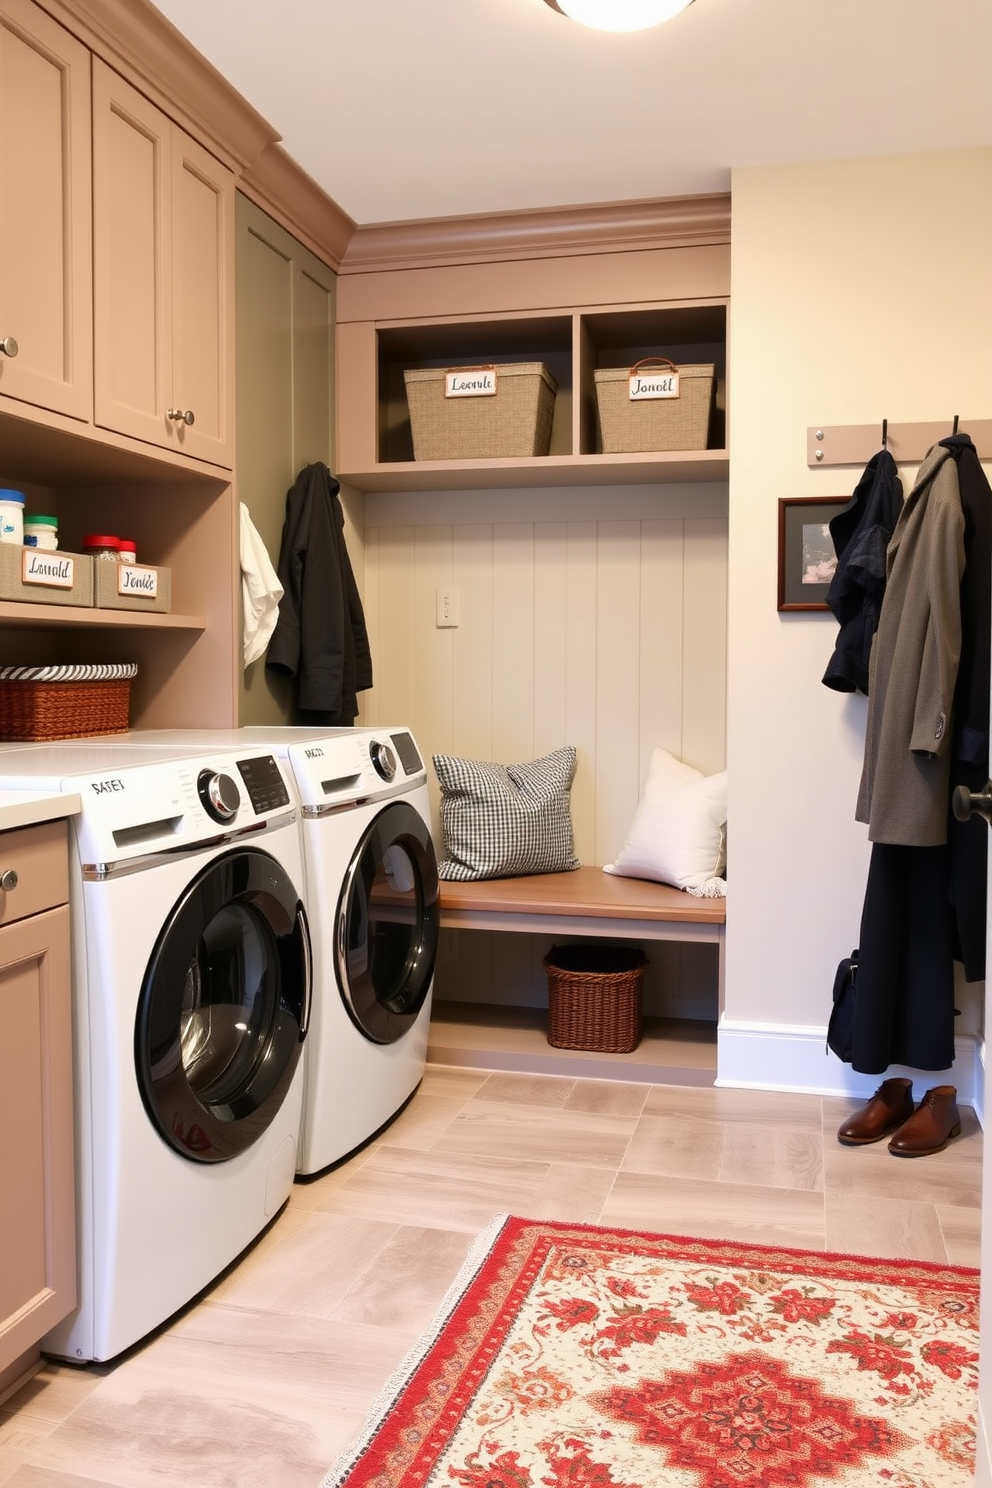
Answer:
605;751;727;896
643;746;703;800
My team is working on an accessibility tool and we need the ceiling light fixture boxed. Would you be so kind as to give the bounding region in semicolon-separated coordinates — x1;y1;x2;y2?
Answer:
542;0;694;32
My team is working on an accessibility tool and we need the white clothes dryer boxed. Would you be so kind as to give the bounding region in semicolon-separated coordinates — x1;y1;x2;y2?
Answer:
69;726;440;1173
0;743;311;1362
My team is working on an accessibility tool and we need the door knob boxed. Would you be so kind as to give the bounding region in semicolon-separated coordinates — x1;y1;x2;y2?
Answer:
167;407;195;426
0;869;19;891
952;781;992;825
0;336;18;357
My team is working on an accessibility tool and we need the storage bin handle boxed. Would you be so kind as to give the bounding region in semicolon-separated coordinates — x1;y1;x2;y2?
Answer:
629;357;678;375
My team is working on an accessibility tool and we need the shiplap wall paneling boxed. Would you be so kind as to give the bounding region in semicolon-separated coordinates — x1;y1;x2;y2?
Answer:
681;517;728;778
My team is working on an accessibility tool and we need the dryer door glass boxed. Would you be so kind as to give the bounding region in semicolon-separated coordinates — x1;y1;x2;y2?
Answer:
337;801;439;1044
136;847;311;1164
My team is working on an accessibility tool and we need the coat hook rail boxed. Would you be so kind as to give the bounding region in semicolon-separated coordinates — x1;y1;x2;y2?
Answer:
809;418;992;468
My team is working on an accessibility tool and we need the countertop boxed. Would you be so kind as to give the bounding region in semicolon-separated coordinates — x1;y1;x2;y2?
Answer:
0;790;82;832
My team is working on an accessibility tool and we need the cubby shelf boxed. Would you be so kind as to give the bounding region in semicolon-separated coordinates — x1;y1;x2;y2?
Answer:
336;298;729;488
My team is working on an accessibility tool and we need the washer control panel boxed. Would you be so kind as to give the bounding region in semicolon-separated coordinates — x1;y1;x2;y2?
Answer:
236;754;291;813
197;769;241;822
369;739;397;781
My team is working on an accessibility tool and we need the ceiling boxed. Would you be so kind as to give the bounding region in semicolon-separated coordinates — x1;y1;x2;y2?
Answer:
151;0;992;228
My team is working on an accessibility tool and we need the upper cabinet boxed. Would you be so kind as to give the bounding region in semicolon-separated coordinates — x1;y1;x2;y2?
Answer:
0;0;92;422
92;60;235;468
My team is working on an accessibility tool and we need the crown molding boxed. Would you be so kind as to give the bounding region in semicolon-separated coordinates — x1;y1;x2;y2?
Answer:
339;192;731;274
239;146;357;272
43;0;278;173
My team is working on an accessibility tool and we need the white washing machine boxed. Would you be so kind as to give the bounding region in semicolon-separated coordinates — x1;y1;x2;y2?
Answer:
0;742;311;1361
53;727;440;1174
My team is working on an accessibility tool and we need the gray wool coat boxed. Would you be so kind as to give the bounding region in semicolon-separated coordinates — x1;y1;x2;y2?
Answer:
856;443;966;846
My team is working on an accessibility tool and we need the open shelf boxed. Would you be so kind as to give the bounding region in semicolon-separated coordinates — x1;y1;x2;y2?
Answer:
341;448;730;492
428;1000;717;1087
338;298;729;490
0;602;205;631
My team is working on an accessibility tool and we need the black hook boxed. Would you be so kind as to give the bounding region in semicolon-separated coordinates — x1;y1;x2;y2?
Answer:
952;414;960;435
881;418;888;449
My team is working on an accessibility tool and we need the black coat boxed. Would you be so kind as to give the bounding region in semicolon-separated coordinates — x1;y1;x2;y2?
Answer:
266;463;373;725
822;448;903;694
943;433;991;981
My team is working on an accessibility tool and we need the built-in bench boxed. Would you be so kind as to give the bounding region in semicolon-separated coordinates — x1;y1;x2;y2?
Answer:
433;867;726;1084
437;865;726;1006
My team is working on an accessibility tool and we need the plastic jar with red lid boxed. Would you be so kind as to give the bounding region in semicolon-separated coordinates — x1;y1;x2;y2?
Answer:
83;535;121;560
117;539;137;564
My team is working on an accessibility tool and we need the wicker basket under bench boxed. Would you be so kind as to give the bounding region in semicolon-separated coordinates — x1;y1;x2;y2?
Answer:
436;865;726;1059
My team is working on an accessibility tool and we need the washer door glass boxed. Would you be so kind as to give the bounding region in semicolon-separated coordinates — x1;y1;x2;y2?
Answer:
337;801;439;1044
136;848;311;1164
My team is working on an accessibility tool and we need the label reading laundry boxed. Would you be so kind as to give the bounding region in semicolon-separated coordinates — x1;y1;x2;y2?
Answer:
628;371;680;400
445;369;496;398
118;563;158;598
21;550;74;588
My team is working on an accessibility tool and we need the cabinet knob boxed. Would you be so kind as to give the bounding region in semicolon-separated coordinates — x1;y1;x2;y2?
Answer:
0;336;18;358
0;869;19;892
167;407;195;426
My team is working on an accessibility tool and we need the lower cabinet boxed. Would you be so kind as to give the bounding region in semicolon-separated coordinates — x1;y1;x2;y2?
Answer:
0;820;75;1403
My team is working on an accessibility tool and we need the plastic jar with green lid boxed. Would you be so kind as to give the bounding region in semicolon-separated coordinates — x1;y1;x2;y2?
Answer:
24;515;59;551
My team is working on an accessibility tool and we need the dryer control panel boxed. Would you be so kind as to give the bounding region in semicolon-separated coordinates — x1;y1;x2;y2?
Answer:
287;729;427;811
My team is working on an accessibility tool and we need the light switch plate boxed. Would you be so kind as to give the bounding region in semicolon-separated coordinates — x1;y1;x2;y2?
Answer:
436;588;460;627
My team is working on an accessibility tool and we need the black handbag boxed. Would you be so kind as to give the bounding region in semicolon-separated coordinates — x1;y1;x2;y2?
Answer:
827;950;858;1062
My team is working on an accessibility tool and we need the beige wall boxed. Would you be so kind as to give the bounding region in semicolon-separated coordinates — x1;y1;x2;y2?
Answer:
726;146;992;1035
362;481;728;1014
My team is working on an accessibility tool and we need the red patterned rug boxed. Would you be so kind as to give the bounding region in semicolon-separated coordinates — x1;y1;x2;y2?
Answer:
322;1215;979;1488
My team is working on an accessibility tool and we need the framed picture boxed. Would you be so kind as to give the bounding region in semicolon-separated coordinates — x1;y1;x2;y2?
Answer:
777;497;848;612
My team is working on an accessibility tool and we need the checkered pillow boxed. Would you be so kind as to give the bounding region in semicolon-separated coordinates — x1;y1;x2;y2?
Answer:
433;747;580;881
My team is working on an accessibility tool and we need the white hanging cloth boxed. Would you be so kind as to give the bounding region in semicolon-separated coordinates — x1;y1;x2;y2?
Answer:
240;502;284;667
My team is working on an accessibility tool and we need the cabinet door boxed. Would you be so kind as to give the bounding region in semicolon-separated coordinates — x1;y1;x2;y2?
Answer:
92;58;171;450
236;194;336;725
92;59;234;467
0;0;92;421
0;904;75;1378
171;128;235;465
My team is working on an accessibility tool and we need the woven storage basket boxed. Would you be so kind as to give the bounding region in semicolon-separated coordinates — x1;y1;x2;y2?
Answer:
0;663;137;741
404;362;557;460
594;358;715;453
543;943;646;1053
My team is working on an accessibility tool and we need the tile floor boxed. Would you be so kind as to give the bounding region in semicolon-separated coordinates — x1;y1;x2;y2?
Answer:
0;1065;983;1488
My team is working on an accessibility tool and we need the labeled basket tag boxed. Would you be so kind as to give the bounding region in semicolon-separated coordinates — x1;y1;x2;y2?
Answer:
21;550;75;588
445;368;497;398
629;369;680;401
118;563;158;599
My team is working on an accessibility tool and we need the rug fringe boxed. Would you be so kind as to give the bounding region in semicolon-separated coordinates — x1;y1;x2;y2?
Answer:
319;1212;512;1488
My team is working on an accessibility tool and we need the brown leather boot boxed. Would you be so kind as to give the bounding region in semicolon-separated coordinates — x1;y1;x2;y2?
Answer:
888;1086;961;1157
837;1078;914;1146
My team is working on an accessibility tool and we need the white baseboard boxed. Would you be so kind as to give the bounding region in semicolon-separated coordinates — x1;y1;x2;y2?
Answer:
716;1019;985;1116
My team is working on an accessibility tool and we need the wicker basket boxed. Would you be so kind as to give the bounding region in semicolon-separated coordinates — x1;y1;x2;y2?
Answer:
594;358;715;453
0;663;137;741
544;944;646;1053
404;362;558;460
